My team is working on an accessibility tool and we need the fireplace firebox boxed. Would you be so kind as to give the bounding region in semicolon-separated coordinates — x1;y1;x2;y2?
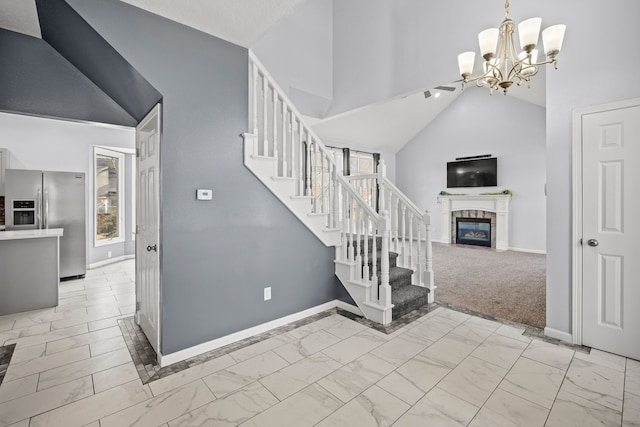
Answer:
456;217;491;247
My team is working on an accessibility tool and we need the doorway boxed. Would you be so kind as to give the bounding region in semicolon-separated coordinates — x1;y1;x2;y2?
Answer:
135;104;161;355
572;98;640;360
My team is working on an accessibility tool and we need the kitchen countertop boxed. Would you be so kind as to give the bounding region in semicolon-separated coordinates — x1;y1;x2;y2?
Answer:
0;228;64;241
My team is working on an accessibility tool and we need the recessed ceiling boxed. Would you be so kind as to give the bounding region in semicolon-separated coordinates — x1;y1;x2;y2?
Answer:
119;0;306;47
0;0;41;38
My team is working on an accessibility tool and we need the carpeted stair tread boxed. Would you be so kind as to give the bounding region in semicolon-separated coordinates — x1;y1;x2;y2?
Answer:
392;284;430;319
365;251;399;269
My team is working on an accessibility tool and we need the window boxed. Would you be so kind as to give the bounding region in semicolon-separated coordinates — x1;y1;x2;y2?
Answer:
94;147;125;246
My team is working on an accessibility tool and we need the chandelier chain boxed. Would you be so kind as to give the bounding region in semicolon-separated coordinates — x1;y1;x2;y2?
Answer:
504;0;510;19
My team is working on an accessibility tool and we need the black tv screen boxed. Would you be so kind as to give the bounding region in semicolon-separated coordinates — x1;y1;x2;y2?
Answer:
447;157;497;188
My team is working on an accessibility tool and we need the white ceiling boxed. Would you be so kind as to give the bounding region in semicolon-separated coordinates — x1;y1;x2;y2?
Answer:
0;0;546;153
308;85;461;153
119;0;305;48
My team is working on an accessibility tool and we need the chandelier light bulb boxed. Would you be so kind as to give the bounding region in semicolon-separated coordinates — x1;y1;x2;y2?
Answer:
542;24;566;58
478;28;499;60
518;17;542;52
458;52;476;78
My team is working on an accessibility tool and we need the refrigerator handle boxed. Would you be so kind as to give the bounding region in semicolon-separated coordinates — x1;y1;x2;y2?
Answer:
44;189;49;229
36;188;42;229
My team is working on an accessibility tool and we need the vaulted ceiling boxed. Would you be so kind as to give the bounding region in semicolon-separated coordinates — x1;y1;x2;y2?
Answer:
0;0;546;152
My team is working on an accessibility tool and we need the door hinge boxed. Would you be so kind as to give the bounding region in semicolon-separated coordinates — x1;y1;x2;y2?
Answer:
136;225;140;234
136;301;141;311
136;148;140;157
579;238;583;245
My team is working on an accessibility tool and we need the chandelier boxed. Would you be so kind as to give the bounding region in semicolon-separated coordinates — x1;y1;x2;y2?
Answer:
457;0;566;94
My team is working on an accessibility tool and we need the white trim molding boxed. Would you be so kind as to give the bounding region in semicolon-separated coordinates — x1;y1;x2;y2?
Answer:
571;97;640;347
438;194;512;251
158;300;355;367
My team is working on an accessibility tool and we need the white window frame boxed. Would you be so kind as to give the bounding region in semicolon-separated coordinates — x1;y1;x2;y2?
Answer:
94;147;125;247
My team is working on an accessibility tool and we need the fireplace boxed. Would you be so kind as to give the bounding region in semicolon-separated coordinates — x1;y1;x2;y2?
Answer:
456;217;492;247
438;194;510;250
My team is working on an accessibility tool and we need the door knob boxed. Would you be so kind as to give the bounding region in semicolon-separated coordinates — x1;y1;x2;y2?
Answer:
587;239;599;247
146;244;157;252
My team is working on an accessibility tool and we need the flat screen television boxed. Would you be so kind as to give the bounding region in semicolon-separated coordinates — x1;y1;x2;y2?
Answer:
447;157;497;188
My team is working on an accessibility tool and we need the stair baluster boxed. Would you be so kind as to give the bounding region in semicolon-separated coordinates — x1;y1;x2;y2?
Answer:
244;51;435;324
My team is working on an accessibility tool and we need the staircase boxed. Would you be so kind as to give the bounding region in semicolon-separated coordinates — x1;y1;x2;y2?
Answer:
243;51;435;325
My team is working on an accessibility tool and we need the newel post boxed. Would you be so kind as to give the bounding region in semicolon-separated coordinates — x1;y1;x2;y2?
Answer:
377;160;386;213
380;210;393;324
424;210;435;303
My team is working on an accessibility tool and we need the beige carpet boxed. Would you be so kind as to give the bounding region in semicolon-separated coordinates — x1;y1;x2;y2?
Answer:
432;243;546;329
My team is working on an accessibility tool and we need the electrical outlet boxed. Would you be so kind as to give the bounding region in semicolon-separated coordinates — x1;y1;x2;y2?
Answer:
264;287;271;301
108;251;112;258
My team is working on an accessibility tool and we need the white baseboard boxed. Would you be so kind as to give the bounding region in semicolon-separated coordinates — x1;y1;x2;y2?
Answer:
90;256;125;269
510;247;547;255
544;327;572;343
158;300;343;367
89;253;135;269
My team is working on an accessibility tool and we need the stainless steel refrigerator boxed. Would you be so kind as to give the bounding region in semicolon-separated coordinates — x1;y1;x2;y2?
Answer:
5;169;86;279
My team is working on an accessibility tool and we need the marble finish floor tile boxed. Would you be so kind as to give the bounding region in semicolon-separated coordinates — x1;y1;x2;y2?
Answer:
92;362;140;394
0;376;94;426
369;335;427;367
623;391;640;427
498;356;565;409
29;380;153;427
469;388;549;427
1;261;639;427
546;389;622;427
167;382;279;427
438;356;508;407
37;347;131;391
419;331;481;368
239;383;342;427
259;352;341;400
203;351;289;398
317;353;396;403
562;356;625;411
0;374;38;404
471;333;528;369
321;330;387;364
521;339;575;371
100;380;215;427
272;330;341;363
393;387;479;427
626;358;640;395
315;385;409;427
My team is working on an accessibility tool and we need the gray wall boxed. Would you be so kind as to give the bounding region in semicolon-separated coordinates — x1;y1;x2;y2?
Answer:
396;89;546;252
544;0;640;334
68;0;338;355
0;29;135;126
36;0;162;122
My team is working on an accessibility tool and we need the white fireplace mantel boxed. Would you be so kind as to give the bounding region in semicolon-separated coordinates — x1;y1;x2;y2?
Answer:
438;194;512;251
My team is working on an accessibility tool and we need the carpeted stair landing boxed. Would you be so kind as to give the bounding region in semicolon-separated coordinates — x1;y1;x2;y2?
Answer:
356;237;430;320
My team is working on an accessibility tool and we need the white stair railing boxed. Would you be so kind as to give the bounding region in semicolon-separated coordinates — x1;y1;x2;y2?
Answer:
347;161;435;302
245;51;398;321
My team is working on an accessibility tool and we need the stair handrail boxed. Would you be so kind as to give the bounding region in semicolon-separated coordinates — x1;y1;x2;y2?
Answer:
247;50;394;312
247;51;378;219
347;161;435;300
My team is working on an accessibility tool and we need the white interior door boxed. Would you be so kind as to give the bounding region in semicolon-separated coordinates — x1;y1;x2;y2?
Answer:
581;102;640;360
135;104;161;354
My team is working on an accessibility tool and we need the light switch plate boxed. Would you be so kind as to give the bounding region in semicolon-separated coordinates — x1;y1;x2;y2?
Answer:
196;189;213;200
